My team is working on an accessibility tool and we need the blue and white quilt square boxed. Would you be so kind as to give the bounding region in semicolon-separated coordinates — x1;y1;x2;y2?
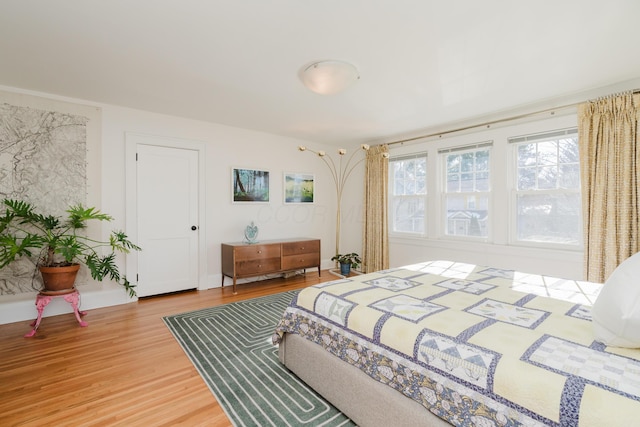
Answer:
314;292;354;326
466;299;549;329
371;295;445;322
435;278;495;295
363;276;419;291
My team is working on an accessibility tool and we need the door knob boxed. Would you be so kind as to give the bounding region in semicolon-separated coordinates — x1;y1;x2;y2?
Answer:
191;225;198;231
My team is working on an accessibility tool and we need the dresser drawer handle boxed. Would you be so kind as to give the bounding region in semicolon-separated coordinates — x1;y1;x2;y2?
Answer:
257;250;262;254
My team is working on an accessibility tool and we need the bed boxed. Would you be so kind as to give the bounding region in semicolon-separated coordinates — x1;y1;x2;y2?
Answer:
273;260;640;426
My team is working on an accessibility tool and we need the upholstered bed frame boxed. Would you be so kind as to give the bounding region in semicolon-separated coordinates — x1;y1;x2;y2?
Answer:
279;333;452;426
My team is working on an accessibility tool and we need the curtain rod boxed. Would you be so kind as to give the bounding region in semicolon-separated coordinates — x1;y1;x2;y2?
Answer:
386;89;640;147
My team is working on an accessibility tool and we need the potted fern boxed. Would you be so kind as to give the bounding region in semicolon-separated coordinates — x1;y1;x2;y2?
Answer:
0;199;140;297
331;252;361;276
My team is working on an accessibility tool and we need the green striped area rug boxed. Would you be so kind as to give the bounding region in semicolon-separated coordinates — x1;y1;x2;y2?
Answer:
163;291;355;427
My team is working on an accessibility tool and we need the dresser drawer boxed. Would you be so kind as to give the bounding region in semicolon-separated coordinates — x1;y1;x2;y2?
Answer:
221;238;320;294
282;240;320;256
235;244;281;261
282;253;320;271
236;257;281;275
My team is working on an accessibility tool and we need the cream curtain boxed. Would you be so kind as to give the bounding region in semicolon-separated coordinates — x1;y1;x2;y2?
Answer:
362;144;389;273
578;92;640;283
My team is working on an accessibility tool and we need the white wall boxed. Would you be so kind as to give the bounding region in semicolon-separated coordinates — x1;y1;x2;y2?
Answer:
0;87;366;325
101;104;366;278
0;86;595;326
388;111;584;280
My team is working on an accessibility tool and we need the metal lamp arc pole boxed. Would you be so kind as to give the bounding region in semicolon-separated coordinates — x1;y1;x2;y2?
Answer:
298;145;369;257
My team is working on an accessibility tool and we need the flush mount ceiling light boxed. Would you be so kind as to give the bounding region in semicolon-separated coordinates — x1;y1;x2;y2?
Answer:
299;60;360;95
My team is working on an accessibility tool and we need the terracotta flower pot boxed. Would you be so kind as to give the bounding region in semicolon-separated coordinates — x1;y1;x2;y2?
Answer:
39;264;80;293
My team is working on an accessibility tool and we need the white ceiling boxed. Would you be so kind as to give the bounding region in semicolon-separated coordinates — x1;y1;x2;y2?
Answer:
1;1;640;146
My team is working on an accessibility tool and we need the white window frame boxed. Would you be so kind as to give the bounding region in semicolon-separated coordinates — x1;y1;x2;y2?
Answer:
508;128;582;250
439;142;492;241
388;152;428;237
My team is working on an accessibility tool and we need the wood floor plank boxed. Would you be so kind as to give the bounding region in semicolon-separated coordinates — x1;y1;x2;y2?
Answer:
0;270;334;426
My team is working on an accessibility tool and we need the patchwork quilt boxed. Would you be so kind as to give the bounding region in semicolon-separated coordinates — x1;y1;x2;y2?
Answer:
273;260;640;427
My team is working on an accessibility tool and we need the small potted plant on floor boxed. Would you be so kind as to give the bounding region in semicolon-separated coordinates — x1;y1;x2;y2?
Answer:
0;198;141;297
331;252;361;276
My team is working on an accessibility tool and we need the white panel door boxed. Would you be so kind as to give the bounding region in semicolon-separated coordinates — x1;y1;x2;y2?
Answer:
136;144;199;297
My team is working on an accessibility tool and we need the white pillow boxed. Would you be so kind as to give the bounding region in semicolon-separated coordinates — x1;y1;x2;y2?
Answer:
592;251;640;348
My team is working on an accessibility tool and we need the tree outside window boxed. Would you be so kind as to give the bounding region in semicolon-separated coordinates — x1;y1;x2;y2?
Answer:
511;129;581;247
442;144;491;238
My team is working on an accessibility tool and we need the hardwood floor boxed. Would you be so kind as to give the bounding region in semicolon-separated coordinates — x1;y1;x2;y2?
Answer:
0;271;334;427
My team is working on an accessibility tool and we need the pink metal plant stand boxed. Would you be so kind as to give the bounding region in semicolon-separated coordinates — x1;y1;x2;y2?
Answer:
25;288;87;337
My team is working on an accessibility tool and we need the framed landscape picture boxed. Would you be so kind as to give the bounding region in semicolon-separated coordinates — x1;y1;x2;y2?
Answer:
284;172;314;203
232;167;270;202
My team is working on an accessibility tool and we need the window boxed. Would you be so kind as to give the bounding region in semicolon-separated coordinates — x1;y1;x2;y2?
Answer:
440;143;492;238
510;128;581;247
389;153;427;234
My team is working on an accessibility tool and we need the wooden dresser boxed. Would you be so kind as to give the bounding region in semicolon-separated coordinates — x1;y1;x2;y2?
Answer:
221;238;321;293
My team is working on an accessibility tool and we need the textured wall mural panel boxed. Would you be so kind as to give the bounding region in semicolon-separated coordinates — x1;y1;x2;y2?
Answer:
0;103;87;209
0;91;101;295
